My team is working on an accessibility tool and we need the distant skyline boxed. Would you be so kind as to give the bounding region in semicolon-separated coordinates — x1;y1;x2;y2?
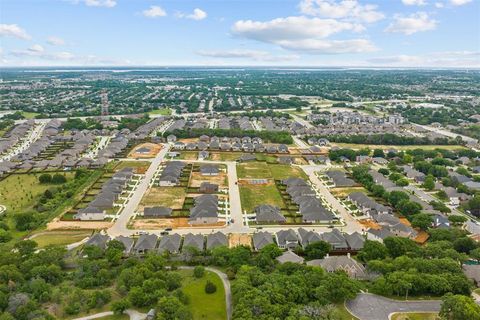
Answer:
0;0;479;68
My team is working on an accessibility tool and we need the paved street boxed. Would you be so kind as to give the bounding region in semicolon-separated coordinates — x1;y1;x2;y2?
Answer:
346;293;441;320
301;165;364;234
108;143;171;237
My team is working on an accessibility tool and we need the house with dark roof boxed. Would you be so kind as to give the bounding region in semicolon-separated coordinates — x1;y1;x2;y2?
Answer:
252;232;274;251
158;234;182;253
276;250;304;264
182;233;204;252
85;233;110;250
206;232;228;250
254;205;286;223
307;254;368;279
298;228;322;248
74;207;105;221
200;164;219;176
348;192;390;216
199;182;219;194
276;229;299;250
345;232;365;250
189;194;219;224
324;170;355;187
321;229;349;250
133;234;158;255
114;236;134;255
143;206;172;218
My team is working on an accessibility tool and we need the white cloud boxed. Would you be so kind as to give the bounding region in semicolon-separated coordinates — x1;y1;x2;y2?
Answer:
402;0;428;5
47;36;65;46
232;16;364;41
435;2;445;8
28;44;44;53
385;12;437;35
143;6;167;18
367;51;480;68
177;8;207;20
449;0;472;6
196;49;298;61
84;0;116;8
0;24;31;40
231;16;374;54
299;0;384;23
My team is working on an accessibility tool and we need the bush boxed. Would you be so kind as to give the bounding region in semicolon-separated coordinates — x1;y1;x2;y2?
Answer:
38;174;52;184
205;281;217;294
193;266;205;279
0;230;12;243
51;174;67;184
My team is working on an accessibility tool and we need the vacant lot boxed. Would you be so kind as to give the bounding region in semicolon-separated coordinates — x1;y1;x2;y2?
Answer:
237;162;307;180
128;142;162;159
190;171;227;188
210;152;241;161
32;230;93;247
114;160;151;172
178;151;199;160
229;233;251;248
391;313;439;320
0;172;75;212
179;269;227;320
239;183;284;213
140;187;186;210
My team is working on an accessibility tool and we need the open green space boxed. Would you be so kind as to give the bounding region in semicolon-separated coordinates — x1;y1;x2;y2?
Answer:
140;187;187;209
148;108;172;116
114;160;151;171
237;161;307;180
21;111;40;119
32;230;93;248
179;269;227;320
239;183;284;213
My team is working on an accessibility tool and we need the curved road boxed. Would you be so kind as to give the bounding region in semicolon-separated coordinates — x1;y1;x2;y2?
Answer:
346;293;441;320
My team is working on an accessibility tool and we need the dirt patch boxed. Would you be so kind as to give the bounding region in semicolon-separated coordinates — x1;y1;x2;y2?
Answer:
238;179;273;186
359;219;381;230
331;187;366;198
190;171;227;188
414;230;429;244
229;234;251;248
128;143;162;159
47;219;112;230
131;218;225;229
139;187;186;210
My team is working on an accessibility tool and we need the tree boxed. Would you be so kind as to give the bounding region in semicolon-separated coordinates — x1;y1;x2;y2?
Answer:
205;281;217;294
378;168;389;176
111;298;130;315
453;237;477;254
0;230;12;243
156;296;192;320
357;240;388;262
439;293;480;320
13;212;37;231
304;241;331;260
51;174;67;184
422;175;436;191
373;149;385;158
411;213;433;230
193;266;205;278
448;215;467;226
38;174;52;184
384;237;420;258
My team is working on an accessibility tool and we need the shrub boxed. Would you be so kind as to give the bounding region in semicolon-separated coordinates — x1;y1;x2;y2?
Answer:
38;174;52;184
51;174;67;184
205;281;217;294
193;266;205;278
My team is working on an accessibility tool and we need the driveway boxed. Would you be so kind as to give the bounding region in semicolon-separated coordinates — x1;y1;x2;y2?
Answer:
346;293;441;320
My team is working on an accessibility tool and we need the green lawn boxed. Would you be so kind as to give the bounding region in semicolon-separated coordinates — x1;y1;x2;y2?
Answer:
21;111;40;119
115;161;151;170
32;230;93;248
391;312;439;320
237;162;307;180
0;172;75;212
148;108;172;116
180;269;227;320
239;184;284;213
335;303;359;320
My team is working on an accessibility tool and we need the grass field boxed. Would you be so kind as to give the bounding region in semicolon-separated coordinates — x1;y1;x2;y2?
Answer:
178;151;199;160
0;172;75;212
32;230;93;247
210;152;242;161
21;111;40;119
179;269;227;320
140;187;186;209
237;162;307;180
148;108;172;116
333;143;466;151
391;312;439;320
114;160;151;171
336;303;359;320
239;183;284;213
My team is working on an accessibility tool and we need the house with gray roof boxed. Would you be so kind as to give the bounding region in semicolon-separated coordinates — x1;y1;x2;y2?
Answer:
114;236;134;255
252;232;274;251
298;228;322;248
200;164;219;176
133;234;158;255
158;234;182;254
276;229;299;250
321;229;349;250
254;205;286;223
182;233;204;252
345;232;365;250
74;207;105;221
324;170;355;187
159;161;186;186
189;194;219;225
348;192;390;216
276;250;304;264
143;206;172;218
206;232;228;250
85;233;110;250
199;182;218;194
307;254;368;279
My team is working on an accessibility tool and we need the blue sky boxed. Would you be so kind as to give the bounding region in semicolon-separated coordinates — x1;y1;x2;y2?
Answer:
0;0;479;67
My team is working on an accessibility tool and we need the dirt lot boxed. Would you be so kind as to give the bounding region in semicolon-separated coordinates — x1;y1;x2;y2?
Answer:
190;171;227;188
331;187;366;198
131;218;225;229
359;219;380;230
128;143;162;159
139;187;186;210
229;234;251;248
47;218;112;230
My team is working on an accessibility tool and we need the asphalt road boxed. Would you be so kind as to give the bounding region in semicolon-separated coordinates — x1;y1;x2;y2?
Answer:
346;293;441;320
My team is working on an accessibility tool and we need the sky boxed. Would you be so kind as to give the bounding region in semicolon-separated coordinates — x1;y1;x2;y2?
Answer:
0;0;479;68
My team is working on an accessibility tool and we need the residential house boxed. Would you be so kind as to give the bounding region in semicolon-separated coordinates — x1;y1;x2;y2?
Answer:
252;232;274;251
206;232;228;250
